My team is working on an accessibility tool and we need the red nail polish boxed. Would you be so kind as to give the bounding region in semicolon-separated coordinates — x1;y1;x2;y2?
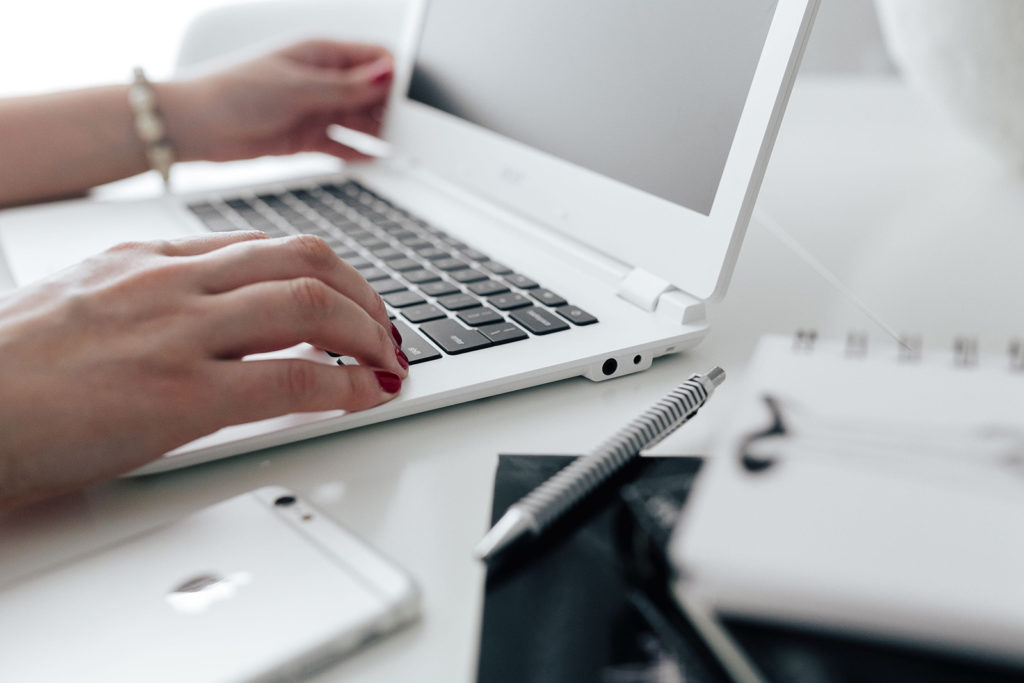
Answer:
390;323;402;346
372;69;393;85
396;347;409;370
375;371;402;394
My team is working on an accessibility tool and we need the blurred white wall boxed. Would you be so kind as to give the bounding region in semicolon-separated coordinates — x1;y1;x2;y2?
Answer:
0;0;895;99
802;0;895;73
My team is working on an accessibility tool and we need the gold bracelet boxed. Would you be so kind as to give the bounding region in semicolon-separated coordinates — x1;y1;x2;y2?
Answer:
128;66;175;190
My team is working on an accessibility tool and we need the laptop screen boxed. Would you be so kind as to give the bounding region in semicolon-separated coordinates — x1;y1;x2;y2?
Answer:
407;0;779;216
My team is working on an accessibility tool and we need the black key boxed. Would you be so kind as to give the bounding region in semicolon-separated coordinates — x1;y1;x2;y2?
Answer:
458;307;504;327
437;293;480;311
358;267;390;281
226;198;254;211
488;292;532;310
420;319;493;355
346;256;374;270
370;278;407;295
480;260;513;275
416;247;450;260
433;257;468;272
510;306;570;335
371;246;406;261
468;279;510;297
419;281;460;297
404;269;442;285
449;268;488;284
391;321;441;364
353;235;388;249
479;321;528;345
531;288;567;307
555;305;599;326
506;274;539;289
401;237;433;249
388;258;422;272
402;303;447;323
384;290;426;308
460;247;489;261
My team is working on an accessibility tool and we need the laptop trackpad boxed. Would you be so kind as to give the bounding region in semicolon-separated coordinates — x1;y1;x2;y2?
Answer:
0;196;195;286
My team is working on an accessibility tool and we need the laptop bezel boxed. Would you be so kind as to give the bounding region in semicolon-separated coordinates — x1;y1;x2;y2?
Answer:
380;0;817;303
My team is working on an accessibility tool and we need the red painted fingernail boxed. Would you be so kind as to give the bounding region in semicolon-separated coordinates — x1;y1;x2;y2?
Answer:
396;347;409;370
390;323;402;346
375;371;402;394
372;69;393;85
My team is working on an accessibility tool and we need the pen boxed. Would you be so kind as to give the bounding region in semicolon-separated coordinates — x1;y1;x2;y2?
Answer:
475;366;726;561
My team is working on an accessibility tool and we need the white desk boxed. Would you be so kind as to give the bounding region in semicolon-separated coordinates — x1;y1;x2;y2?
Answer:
2;75;1023;682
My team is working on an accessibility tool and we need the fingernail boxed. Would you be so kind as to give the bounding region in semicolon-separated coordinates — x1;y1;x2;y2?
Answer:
390;323;402;346
396;347;409;370
366;59;393;85
375;371;402;394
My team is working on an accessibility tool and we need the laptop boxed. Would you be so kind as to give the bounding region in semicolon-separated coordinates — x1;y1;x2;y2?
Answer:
0;0;818;475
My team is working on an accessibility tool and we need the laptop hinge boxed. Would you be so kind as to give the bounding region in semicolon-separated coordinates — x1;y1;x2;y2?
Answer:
617;269;706;326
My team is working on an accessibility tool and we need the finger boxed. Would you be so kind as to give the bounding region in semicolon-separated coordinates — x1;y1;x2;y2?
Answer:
193;234;393;333
281;40;391;70
203;277;407;377
205;358;403;426
301;56;394;113
160;230;268;256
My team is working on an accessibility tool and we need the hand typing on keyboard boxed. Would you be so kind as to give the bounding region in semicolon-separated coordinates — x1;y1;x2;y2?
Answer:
0;232;408;511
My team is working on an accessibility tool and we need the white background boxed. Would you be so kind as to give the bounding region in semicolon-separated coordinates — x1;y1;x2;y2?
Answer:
0;0;235;97
0;0;894;99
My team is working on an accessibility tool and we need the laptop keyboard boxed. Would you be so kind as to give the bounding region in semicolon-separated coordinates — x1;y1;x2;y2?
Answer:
186;180;598;365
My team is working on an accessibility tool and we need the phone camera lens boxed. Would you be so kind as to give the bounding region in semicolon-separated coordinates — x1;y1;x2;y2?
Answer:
274;495;297;507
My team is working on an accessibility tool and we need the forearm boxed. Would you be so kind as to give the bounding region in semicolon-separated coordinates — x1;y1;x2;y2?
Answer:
0;80;210;208
0;85;149;206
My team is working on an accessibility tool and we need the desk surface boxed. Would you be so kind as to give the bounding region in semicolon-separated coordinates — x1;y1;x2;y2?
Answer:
2;75;1023;682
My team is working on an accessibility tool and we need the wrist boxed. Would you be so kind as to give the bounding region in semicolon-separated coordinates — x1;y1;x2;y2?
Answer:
156;77;219;163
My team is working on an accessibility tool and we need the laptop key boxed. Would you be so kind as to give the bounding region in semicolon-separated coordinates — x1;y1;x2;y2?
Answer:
388;258;422;272
402;303;447;323
509;306;571;335
370;278;407;295
391;321;442;364
433;257;468;271
420;319;493;355
505;274;539;289
416;246;450;260
449;268;488;284
531;288;567;307
480;260;513;275
437;293;480;311
467;279;510;297
479;321;528;345
555;304;599;326
419;280;461;297
488;292;532;310
457;307;504;327
384;290;426;308
346;256;374;270
358;267;390;282
404;269;442;285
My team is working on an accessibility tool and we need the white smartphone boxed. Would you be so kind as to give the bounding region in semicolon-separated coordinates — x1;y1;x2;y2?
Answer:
0;486;420;683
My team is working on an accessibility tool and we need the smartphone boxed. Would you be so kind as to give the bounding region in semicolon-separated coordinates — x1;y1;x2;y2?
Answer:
0;486;420;683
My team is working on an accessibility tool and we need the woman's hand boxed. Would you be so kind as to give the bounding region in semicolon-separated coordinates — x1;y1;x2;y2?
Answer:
164;40;393;163
0;231;408;509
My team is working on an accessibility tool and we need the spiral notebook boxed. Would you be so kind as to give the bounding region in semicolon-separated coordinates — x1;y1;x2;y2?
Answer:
670;333;1024;669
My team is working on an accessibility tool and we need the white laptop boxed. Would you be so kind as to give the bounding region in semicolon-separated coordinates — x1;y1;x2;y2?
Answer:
0;0;818;475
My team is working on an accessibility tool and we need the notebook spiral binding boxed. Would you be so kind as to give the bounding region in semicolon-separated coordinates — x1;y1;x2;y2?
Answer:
793;329;1024;371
